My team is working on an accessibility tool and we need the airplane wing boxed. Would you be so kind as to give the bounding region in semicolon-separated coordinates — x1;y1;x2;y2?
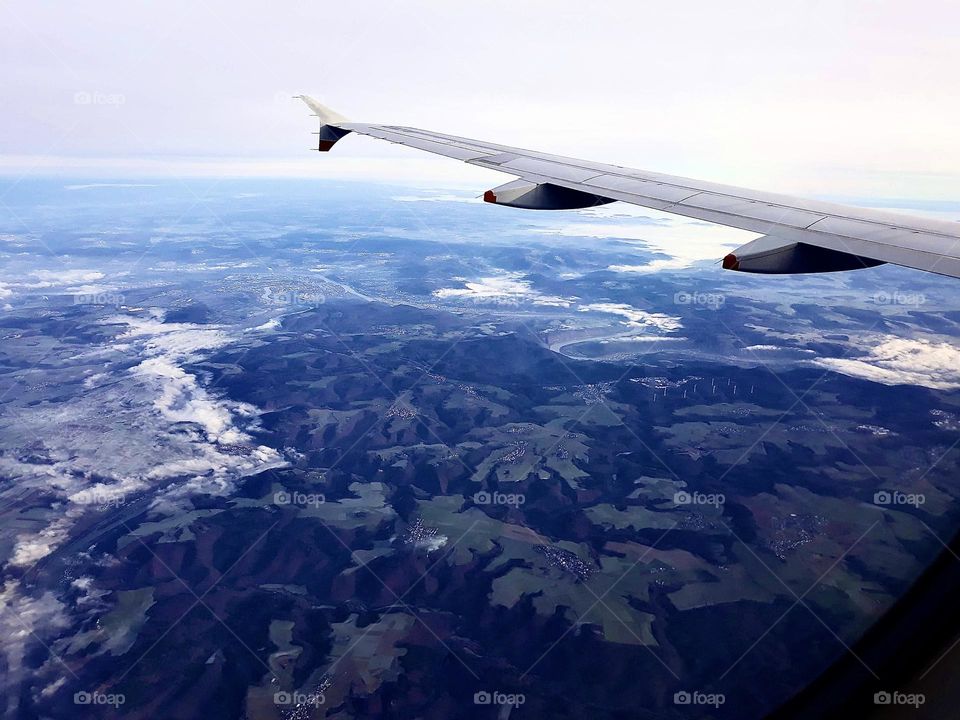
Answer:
297;96;960;279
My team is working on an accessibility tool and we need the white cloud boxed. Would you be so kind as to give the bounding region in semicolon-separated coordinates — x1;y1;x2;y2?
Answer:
64;183;158;190
0;583;70;705
434;274;574;307
608;259;693;274
537;213;759;272
600;335;683;344
743;344;816;354
579;302;682;333
414;534;448;552
33;269;105;283
1;313;286;569
391;193;479;204
133;357;252;444
115;315;233;359
251;318;281;331
814;337;960;390
10;518;73;567
65;284;115;295
24;269;106;289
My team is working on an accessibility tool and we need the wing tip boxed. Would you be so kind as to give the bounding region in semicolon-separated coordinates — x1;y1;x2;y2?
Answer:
295;95;350;126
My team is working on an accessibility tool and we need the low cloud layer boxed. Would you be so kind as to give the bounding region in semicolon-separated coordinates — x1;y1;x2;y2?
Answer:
579;302;682;333
535;210;757;273
814;337;960;390
434;274;574;307
3;313;285;568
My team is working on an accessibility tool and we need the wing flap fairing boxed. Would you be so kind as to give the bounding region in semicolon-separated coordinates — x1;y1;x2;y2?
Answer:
483;179;615;210
724;235;886;274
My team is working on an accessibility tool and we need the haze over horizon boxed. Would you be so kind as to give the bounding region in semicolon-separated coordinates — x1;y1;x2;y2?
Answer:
3;0;960;200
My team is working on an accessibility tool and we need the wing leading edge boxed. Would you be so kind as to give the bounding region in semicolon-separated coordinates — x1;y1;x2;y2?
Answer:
297;95;960;280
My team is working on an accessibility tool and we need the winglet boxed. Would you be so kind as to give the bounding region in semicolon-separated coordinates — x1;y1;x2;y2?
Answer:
295;95;352;151
295;95;350;126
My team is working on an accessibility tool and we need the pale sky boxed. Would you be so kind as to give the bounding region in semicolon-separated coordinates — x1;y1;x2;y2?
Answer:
2;0;959;198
